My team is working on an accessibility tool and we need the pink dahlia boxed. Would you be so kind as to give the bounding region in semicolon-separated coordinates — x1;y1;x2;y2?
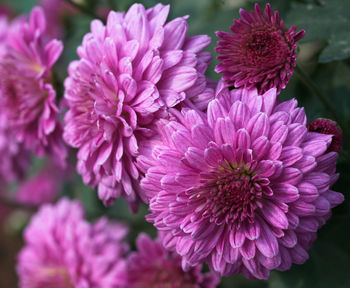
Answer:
307;118;342;153
17;198;128;288
140;84;344;279
126;233;219;288
64;3;213;209
215;3;305;94
0;7;66;166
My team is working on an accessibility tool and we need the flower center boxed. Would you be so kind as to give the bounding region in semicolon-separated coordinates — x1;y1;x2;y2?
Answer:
248;33;272;57
243;27;288;68
196;166;270;227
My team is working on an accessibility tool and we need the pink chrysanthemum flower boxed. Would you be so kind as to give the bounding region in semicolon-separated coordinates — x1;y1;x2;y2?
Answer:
307;118;342;153
64;3;213;210
139;84;344;279
215;3;305;94
0;7;66;166
17;198;128;288
126;233;219;288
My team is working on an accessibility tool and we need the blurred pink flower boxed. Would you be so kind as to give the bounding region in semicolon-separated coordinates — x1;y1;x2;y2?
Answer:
17;198;128;287
15;163;69;206
127;233;219;288
216;3;305;94
0;7;67;166
64;3;213;210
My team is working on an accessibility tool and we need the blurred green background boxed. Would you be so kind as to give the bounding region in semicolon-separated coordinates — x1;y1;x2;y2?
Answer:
0;0;349;287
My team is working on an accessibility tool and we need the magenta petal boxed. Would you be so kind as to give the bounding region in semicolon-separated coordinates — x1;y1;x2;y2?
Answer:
255;220;279;258
290;244;309;264
246;112;270;141
280;146;303;166
240;240;256;260
279;230;297;248
30;6;46;33
204;147;223;167
273;183;299;203
323;190;344;208
258;252;281;270
229;229;245;248
298;182;319;202
162;17;188;50
260;201;288;229
243;222;261;241
160;66;198;92
45;39;63;68
183;35;211;53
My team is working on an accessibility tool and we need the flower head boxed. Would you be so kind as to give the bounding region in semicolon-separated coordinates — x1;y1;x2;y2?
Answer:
215;3;305;94
0;7;66;166
140;84;344;279
17;198;128;288
126;233;219;288
307;118;342;153
64;3;213;210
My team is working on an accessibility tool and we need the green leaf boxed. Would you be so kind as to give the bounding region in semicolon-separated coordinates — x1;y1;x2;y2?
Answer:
286;0;350;63
3;0;38;14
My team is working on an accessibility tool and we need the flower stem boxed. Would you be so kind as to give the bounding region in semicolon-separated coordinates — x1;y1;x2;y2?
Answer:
295;65;339;122
64;0;104;21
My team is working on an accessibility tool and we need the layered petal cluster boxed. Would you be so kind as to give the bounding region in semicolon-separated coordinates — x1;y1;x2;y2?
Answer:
0;7;66;166
126;233;219;288
140;84;344;279
64;3;213;210
216;3;305;94
17;198;128;288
